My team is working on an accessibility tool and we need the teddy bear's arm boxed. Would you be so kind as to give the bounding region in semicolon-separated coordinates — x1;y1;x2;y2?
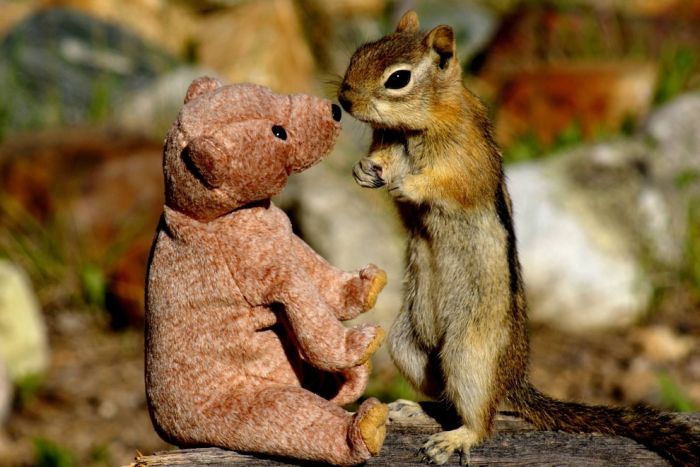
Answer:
279;276;385;372
289;236;387;320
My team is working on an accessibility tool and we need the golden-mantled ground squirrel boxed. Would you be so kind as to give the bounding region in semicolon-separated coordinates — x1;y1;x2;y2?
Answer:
339;10;699;466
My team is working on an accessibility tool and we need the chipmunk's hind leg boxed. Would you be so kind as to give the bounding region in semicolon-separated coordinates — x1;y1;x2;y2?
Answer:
420;320;501;465
388;310;444;399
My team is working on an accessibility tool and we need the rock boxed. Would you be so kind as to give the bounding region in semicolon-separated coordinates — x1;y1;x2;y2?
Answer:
114;66;221;138
643;92;700;265
473;3;698;149
0;261;49;381
0;7;178;133
631;326;694;363
495;62;657;147
508;149;654;331
195;0;315;93
42;0;197;56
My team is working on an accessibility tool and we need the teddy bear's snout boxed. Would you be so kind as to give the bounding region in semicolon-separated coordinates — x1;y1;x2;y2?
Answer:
331;104;342;122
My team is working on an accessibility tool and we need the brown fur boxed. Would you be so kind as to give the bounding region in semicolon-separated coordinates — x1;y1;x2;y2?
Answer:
145;78;389;465
339;11;700;466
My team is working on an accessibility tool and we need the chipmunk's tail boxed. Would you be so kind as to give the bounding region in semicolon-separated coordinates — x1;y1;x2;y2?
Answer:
508;382;700;466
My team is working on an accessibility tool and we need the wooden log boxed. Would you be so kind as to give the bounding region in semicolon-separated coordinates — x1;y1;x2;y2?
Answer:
130;400;699;466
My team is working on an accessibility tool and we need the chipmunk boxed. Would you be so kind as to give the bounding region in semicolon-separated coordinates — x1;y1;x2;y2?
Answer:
338;10;700;466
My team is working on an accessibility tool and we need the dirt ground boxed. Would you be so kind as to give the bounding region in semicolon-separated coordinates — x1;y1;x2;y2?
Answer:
2;284;699;466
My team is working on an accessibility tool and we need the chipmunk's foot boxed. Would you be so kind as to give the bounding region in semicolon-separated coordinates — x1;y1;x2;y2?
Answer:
388;399;424;422
420;426;478;466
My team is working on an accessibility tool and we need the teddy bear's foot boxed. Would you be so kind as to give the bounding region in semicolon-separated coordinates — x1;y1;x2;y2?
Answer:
355;398;389;456
355;326;385;365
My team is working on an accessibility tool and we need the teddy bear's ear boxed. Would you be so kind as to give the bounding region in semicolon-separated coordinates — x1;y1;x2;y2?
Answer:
184;76;222;104
183;136;227;188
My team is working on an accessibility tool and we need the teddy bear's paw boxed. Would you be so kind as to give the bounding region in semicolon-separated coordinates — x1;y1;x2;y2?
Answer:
356;398;389;456
349;326;385;365
360;265;387;312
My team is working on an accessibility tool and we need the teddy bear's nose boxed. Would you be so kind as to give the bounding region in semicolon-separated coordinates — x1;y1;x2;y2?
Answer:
331;104;342;122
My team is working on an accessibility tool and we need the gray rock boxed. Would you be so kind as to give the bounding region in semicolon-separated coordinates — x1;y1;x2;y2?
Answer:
643;92;700;265
0;261;49;382
0;7;178;135
507;143;657;330
114;66;221;139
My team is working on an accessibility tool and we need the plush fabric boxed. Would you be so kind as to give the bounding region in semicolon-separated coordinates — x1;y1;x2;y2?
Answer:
145;77;388;465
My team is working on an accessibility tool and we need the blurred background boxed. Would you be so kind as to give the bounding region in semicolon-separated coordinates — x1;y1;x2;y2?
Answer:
0;0;698;465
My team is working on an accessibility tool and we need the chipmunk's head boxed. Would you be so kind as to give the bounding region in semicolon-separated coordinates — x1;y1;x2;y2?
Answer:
338;10;461;130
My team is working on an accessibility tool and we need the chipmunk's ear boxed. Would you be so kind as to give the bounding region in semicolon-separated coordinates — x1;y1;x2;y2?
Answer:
395;10;419;33
424;25;455;70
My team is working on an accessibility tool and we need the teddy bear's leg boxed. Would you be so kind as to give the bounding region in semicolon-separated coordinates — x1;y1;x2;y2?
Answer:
290;236;387;320
328;362;371;406
203;385;387;465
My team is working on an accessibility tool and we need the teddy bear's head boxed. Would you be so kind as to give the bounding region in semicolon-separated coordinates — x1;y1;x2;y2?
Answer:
163;77;342;221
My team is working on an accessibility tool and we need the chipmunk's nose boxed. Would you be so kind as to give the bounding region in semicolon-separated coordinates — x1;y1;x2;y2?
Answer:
331;103;342;122
338;95;352;113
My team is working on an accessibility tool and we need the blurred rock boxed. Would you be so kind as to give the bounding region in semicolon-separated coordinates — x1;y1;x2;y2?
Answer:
41;0;197;56
631;325;694;363
574;0;700;18
114;65;220;138
495;62;657;147
0;7;178;133
508;96;700;331
473;3;698;149
508;144;656;330
643;92;700;265
196;0;314;93
0;261;49;381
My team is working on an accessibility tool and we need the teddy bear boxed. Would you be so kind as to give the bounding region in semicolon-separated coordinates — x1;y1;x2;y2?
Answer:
145;77;389;465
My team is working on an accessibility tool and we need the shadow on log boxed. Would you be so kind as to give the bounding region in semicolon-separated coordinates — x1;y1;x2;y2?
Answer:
130;400;699;466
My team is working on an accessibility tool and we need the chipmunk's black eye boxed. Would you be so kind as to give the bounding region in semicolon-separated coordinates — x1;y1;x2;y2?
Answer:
272;125;287;140
384;69;411;89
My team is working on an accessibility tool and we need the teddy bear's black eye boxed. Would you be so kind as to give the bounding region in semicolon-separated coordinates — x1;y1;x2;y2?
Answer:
272;125;287;140
384;70;411;89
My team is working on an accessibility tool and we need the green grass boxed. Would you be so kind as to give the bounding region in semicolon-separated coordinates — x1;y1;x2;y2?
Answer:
33;438;75;467
684;199;700;293
0;195;107;312
503;120;586;164
654;48;698;106
364;373;420;403
657;373;696;412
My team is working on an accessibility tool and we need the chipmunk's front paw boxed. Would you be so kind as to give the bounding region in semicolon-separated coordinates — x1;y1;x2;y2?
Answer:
353;157;385;188
421;427;479;466
388;173;420;203
360;264;387;312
